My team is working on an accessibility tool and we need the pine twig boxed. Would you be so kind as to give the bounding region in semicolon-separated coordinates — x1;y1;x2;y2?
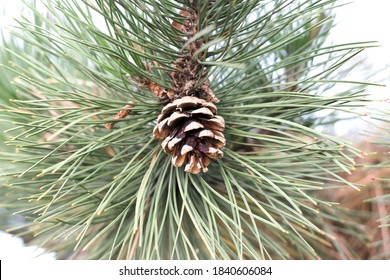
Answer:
105;103;135;130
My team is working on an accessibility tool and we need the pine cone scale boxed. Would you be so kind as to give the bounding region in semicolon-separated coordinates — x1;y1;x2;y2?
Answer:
185;155;200;174
181;137;197;154
172;153;186;167
167;112;189;126
190;107;214;117
199;117;224;132
183;120;204;132
193;129;214;138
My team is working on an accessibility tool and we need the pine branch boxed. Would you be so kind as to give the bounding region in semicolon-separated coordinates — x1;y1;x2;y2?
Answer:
0;0;385;260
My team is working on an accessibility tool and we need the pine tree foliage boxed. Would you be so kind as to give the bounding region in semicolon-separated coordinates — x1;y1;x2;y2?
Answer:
0;0;381;259
370;107;390;237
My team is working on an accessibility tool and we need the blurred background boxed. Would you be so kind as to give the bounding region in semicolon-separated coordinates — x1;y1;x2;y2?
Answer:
0;0;389;259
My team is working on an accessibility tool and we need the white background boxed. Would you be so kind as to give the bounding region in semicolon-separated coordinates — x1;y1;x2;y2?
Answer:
2;260;389;280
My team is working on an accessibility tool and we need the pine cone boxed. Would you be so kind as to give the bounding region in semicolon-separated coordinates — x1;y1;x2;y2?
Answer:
153;96;225;174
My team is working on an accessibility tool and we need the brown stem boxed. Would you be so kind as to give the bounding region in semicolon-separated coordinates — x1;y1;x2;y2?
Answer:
106;4;218;129
105;103;135;130
168;6;219;103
